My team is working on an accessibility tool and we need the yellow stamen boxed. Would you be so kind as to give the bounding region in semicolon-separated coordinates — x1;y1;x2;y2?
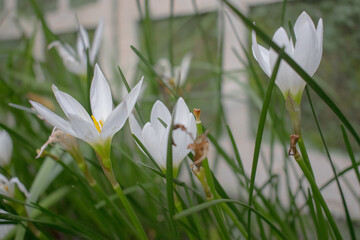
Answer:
99;120;104;128
91;115;102;133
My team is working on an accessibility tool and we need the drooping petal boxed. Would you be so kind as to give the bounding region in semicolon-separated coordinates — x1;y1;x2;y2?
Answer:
90;19;104;64
252;31;271;76
0;130;12;166
30;101;76;136
48;41;85;74
100;101;128;140
9;177;29;198
68;114;99;144
150;100;171;133
52;85;93;124
90;64;113;122
123;77;143;116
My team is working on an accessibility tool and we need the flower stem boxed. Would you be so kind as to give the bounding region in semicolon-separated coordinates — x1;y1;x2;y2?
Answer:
291;140;342;240
70;149;96;187
96;154;148;240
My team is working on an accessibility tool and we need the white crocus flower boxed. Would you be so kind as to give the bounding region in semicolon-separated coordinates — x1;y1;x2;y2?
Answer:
252;11;323;105
0;174;29;198
129;98;196;172
49;20;104;75
155;53;192;88
30;64;143;159
0;130;12;166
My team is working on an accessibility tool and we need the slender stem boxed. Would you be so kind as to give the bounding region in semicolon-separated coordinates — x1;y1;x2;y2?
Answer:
96;154;148;240
113;183;148;240
292;145;342;240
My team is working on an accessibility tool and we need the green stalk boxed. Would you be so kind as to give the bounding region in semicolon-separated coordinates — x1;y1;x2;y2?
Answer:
195;116;231;240
247;55;281;239
293;150;342;240
97;154;148;240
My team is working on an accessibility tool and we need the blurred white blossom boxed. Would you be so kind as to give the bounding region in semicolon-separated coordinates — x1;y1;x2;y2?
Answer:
155;53;192;88
49;20;104;75
0;174;29;198
0;130;12;166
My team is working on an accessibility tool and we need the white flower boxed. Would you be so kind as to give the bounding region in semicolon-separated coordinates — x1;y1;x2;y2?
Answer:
30;64;143;155
0;130;12;166
155;53;192;87
49;20;104;75
0;174;29;198
129;98;196;170
252;11;323;104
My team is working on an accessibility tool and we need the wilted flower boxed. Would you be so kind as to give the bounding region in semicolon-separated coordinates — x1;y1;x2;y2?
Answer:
36;127;78;159
252;11;323;105
0;174;29;198
49;20;104;75
30;64;143;160
155;53;192;88
0;130;12;167
129;98;196;171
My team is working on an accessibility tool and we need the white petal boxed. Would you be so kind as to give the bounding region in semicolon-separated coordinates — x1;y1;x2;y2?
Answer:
48;41;76;62
0;130;12;166
68;114;99;144
129;114;143;142
48;41;85;75
173;97;191;126
269;27;295;95
294;11;315;39
143;123;165;168
179;53;192;86
30;101;76;136
100;101;128;140
77;25;90;59
9;177;29;198
155;58;172;79
52;85;93;124
294;13;321;76
252;31;271;76
172;128;190;167
90;19;104;64
150;100;171;133
90;64;113;121
123;77;143;116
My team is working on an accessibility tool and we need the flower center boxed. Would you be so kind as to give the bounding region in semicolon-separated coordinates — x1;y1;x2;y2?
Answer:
91;115;104;133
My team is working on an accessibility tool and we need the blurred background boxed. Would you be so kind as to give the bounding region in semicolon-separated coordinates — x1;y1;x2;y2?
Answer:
0;0;359;233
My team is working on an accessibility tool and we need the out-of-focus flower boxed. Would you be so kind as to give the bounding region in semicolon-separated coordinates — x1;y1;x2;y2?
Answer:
155;53;192;88
0;130;12;166
0;174;29;198
49;20;104;75
30;64;143;159
252;11;323;105
0;210;14;239
129;98;196;171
